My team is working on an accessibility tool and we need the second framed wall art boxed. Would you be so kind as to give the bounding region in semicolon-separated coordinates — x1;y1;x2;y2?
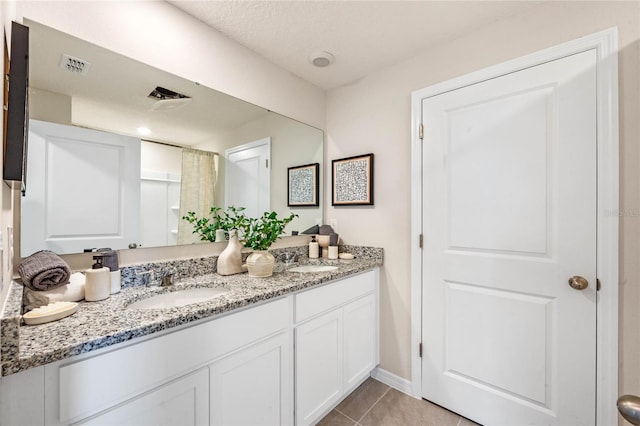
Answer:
332;153;374;206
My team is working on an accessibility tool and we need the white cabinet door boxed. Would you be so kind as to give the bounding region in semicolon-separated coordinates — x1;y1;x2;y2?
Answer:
295;309;343;426
343;294;377;391
209;332;292;426
0;366;45;426
295;271;380;426
79;368;209;426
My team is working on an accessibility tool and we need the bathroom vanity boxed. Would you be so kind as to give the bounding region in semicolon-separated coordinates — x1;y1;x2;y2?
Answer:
0;252;381;426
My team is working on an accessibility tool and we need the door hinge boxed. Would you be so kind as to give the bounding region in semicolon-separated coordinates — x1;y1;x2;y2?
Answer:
419;342;423;358
419;234;423;249
419;123;424;140
596;278;601;291
266;159;269;168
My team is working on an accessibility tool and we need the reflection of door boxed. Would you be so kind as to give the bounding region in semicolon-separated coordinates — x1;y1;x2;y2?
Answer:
225;138;270;218
420;50;597;425
22;120;140;255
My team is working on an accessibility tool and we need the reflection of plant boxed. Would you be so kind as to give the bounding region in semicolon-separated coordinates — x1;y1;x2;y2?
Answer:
242;212;297;251
182;206;247;242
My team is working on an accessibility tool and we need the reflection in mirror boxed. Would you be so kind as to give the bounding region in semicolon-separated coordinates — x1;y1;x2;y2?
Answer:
21;20;323;256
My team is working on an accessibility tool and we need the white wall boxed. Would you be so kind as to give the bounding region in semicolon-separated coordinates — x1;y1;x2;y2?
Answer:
29;88;71;124
140;141;182;176
325;1;640;402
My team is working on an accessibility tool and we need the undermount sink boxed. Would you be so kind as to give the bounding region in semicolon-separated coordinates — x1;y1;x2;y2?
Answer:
288;265;339;273
127;288;229;310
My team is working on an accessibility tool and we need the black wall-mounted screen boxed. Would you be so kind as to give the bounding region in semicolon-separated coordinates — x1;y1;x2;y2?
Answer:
3;21;29;194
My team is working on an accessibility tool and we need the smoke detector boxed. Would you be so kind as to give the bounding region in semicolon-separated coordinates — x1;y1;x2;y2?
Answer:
309;51;335;68
59;53;91;75
148;86;192;111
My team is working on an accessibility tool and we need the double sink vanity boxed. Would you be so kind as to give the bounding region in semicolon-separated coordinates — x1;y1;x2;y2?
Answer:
0;246;382;426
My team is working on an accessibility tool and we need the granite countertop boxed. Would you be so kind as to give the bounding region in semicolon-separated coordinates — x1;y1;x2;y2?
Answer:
1;247;382;376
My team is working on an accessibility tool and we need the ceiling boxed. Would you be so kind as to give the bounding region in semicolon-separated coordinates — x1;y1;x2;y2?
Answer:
168;0;545;90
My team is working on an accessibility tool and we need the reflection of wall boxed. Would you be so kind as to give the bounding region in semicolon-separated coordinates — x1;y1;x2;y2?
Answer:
29;87;71;124
199;113;323;233
140;141;182;176
325;0;640;396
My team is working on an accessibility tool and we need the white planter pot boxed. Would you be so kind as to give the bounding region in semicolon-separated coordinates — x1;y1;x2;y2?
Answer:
246;250;275;277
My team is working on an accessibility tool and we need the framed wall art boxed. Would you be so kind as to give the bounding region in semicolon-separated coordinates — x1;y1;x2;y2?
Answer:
332;153;374;206
288;162;319;207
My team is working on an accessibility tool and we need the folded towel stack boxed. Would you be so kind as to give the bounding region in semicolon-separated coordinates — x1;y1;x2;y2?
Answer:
18;250;71;291
41;272;86;302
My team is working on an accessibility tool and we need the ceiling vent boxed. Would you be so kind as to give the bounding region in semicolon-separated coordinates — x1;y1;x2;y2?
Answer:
148;86;192;111
59;53;91;75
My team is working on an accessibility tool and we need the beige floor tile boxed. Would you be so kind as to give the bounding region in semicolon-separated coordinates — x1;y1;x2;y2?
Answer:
359;389;460;426
316;409;357;426
335;378;390;422
458;416;482;426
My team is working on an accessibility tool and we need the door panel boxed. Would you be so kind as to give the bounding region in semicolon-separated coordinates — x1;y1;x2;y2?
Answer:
421;50;597;425
225;138;270;217
445;282;553;405
448;87;552;255
22;120;140;255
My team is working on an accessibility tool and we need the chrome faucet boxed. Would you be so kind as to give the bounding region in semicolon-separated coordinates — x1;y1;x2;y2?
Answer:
137;270;157;286
160;268;177;286
137;268;177;287
282;252;297;264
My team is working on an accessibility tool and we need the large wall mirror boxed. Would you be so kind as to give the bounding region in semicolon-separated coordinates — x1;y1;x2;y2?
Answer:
20;20;324;256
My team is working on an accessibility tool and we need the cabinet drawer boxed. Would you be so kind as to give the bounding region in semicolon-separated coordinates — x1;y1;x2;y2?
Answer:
295;270;376;323
58;297;289;424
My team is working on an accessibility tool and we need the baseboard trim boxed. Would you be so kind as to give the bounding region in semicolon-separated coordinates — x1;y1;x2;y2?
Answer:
371;367;414;397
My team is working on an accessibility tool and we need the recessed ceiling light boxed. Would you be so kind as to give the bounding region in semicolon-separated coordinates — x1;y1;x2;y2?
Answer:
309;51;335;68
137;127;151;136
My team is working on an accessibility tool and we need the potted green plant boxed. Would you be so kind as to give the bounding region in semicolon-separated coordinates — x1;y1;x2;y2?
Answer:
182;206;247;242
242;211;297;277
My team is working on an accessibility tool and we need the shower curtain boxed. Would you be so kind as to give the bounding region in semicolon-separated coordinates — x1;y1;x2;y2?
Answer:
177;148;219;245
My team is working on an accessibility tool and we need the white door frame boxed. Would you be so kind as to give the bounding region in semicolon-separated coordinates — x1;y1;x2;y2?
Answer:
224;137;271;213
410;28;619;425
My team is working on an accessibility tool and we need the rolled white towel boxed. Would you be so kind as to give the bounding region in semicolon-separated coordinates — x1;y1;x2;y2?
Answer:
40;272;86;302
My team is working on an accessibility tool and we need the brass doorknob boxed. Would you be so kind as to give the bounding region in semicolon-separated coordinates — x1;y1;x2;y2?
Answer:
568;276;589;290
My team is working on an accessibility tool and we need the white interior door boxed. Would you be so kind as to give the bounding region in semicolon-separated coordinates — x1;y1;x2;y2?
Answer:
225;138;270;218
22;120;140;255
421;50;597;425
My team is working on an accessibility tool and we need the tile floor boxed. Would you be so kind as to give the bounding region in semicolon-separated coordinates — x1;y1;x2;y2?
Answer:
317;378;481;426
